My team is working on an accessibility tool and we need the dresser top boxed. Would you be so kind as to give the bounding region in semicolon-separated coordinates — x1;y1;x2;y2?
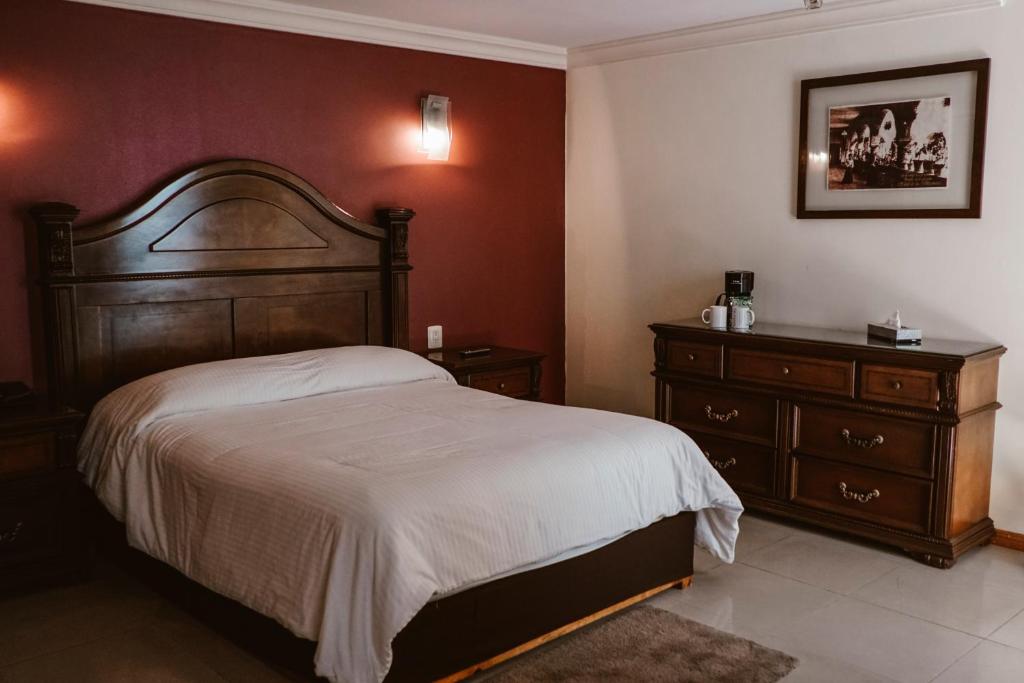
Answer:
651;318;1004;359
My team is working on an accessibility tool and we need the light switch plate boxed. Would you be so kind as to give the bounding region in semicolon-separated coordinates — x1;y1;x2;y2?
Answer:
427;325;443;350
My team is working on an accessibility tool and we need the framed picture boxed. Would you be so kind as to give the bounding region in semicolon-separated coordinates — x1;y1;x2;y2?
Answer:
797;58;990;219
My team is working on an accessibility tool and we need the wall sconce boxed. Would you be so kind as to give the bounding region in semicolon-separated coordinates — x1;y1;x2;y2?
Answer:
419;94;451;161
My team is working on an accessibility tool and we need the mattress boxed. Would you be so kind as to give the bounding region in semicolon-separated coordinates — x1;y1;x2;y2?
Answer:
78;346;743;683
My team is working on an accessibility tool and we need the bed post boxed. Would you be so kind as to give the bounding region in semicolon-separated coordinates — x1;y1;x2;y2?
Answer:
376;207;415;350
29;202;80;409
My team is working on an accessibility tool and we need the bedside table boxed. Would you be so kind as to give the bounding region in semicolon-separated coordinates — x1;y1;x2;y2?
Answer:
1;395;86;592
422;347;545;400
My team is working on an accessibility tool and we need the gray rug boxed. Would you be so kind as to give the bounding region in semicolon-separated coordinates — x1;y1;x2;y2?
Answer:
483;605;798;682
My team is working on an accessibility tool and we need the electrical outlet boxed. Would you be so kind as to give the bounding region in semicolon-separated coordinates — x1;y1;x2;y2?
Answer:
427;325;443;350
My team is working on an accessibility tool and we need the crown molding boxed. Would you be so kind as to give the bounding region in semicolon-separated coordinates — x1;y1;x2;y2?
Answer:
66;0;568;69
569;0;1007;68
65;0;1008;71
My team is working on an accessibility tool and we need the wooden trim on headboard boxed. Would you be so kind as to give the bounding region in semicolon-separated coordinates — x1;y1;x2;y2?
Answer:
376;207;415;351
29;202;81;407
30;159;414;411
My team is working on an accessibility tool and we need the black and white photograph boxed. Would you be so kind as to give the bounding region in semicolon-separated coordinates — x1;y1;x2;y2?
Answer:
798;58;988;218
828;96;952;191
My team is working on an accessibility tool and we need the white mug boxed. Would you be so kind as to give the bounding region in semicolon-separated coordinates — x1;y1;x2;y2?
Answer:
730;306;755;331
701;305;728;329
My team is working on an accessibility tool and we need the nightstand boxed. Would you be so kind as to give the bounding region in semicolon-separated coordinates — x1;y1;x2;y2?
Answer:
1;395;86;592
422;347;545;400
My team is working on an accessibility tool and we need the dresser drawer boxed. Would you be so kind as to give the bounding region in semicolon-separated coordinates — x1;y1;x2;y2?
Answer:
688;431;774;496
468;367;531;398
860;365;940;409
665;340;723;378
793;405;936;478
669;384;777;444
0;479;62;568
0;432;57;480
791;456;932;533
729;350;854;397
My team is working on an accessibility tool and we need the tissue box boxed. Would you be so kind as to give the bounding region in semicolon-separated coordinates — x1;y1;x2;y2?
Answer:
867;322;922;344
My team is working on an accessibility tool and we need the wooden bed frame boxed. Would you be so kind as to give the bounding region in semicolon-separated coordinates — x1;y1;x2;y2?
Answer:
30;160;694;681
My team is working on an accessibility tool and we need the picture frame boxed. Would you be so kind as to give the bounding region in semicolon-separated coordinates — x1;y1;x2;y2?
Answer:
797;58;990;219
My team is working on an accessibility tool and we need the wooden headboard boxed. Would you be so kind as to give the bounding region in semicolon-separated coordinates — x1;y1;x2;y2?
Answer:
30;160;415;411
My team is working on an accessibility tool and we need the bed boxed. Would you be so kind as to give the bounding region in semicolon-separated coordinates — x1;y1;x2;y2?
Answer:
30;160;741;682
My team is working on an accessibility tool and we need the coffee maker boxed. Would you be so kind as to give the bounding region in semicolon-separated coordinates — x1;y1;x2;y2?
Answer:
715;270;755;329
724;270;754;305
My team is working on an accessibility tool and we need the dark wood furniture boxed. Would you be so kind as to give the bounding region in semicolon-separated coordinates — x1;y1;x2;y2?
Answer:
652;318;1005;568
422;346;544;400
29;160;693;681
91;505;692;682
30;161;415;410
0;395;84;592
390;513;692;681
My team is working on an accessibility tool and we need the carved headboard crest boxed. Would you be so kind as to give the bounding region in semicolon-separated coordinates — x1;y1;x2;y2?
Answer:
29;160;415;411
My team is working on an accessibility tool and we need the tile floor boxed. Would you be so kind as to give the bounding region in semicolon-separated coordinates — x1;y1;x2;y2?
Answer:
1;513;1022;682
651;514;1024;683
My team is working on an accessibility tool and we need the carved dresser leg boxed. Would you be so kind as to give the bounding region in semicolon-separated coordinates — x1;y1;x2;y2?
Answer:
908;552;956;569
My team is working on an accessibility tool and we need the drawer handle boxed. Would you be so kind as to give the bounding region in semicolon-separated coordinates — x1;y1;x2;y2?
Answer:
839;429;885;449
892;380;903;390
687;353;696;361
838;482;880;503
704;405;739;423
0;521;24;545
498;382;506;390
703;451;737;471
782;366;791;375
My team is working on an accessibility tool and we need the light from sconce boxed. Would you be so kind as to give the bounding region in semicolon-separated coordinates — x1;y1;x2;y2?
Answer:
419;94;451;161
0;81;36;147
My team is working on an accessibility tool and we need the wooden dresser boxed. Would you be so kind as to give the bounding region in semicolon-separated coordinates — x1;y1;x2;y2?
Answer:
422;347;545;401
650;319;1005;568
0;396;85;591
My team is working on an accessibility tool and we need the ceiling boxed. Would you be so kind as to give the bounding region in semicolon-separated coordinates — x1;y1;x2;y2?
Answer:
276;0;805;48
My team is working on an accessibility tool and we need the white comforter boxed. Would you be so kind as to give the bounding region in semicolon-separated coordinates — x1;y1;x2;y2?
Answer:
79;346;742;683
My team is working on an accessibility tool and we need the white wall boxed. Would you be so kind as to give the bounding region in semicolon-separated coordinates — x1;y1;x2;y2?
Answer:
566;4;1024;531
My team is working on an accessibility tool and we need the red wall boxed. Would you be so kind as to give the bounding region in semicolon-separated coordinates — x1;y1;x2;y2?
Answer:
0;0;565;401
